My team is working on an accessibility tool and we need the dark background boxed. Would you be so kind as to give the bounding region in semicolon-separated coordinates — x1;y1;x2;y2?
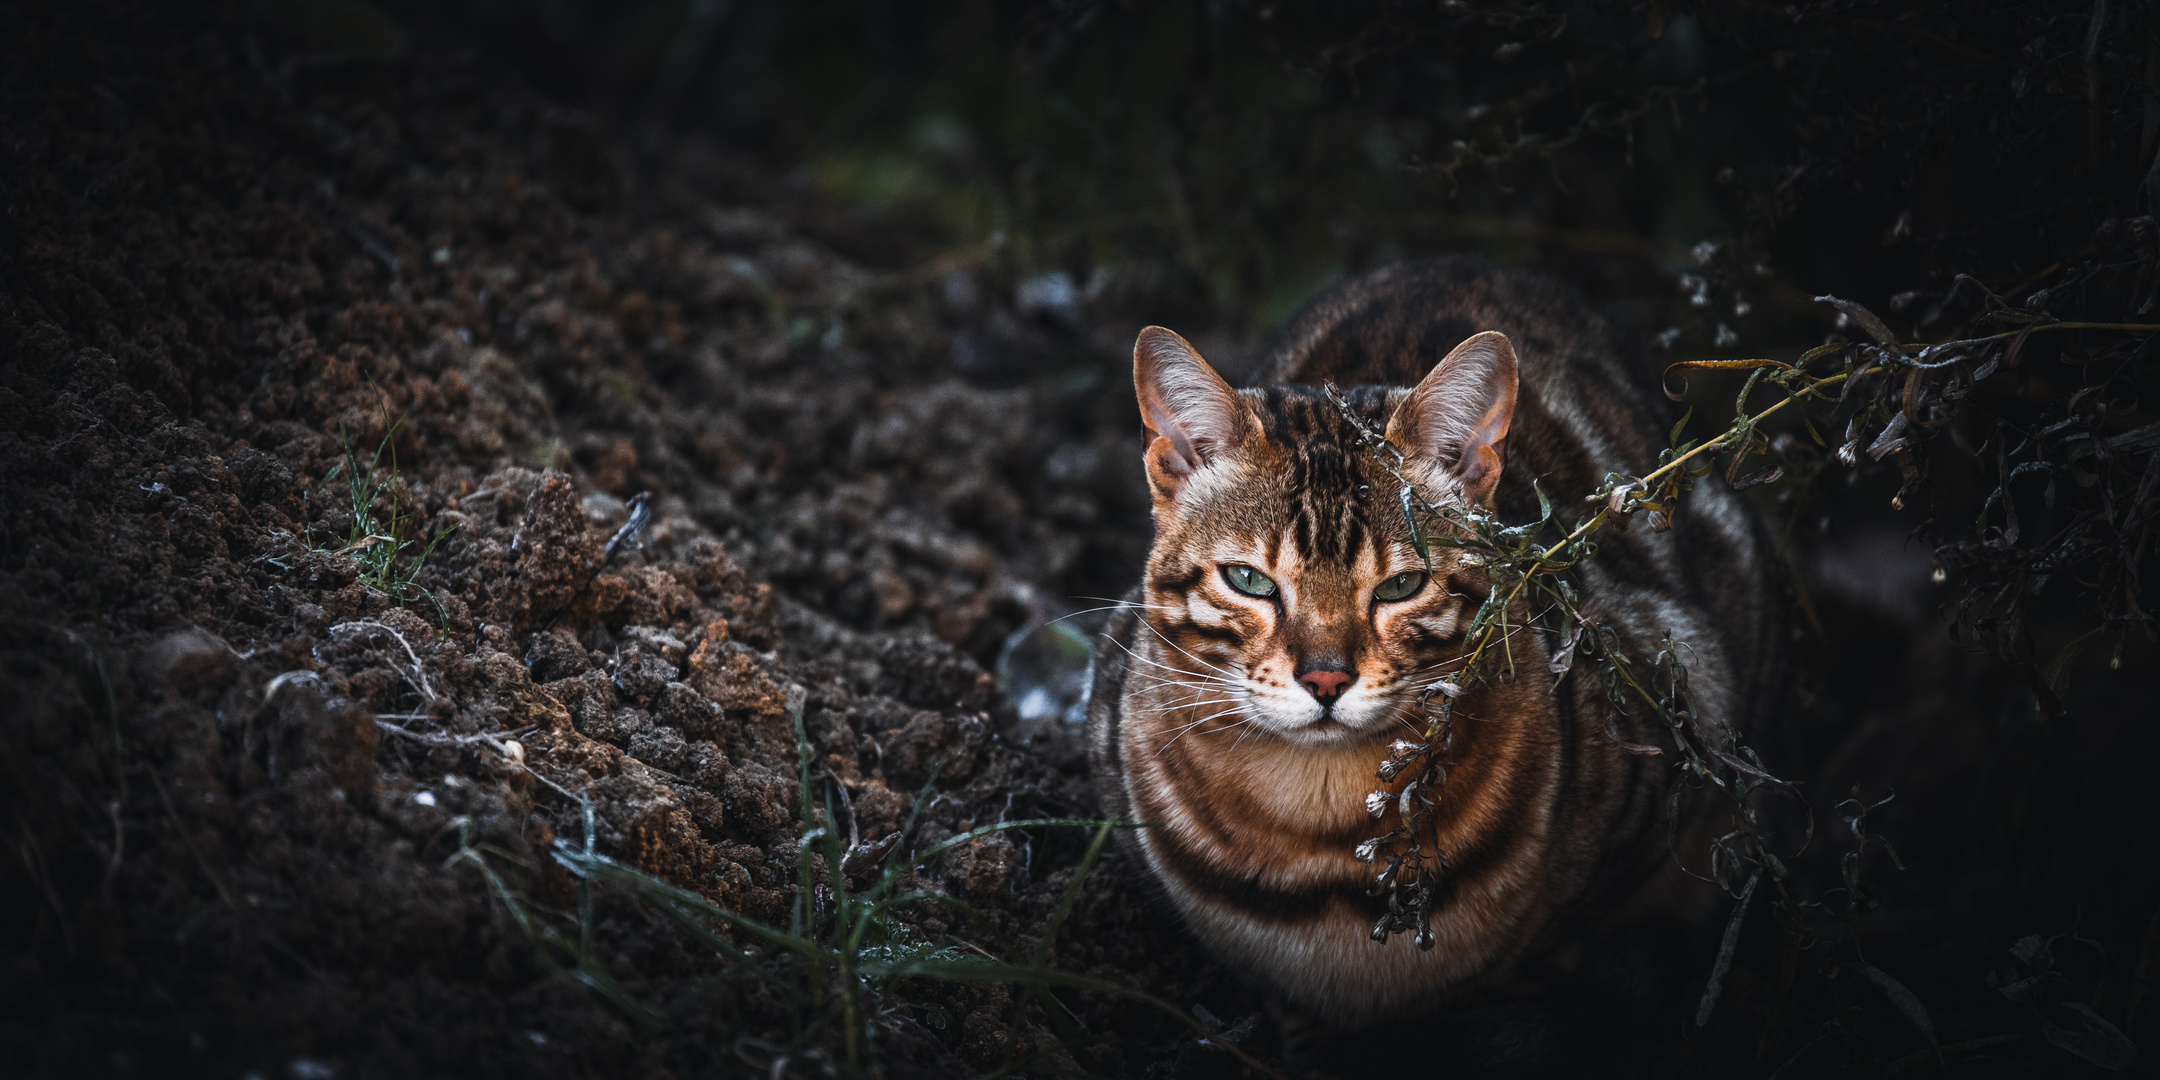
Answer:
4;0;2157;1076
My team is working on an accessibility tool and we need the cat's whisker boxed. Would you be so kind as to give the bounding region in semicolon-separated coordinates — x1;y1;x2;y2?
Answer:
1129;673;1242;697
1105;633;1244;688
1153;716;1212;745
1388;703;1429;737
1121;661;1241;695
1133;636;1240;684
1047;600;1181;626
1136;619;1243;680
1140;692;1243;715
1124;662;1240;688
1102;628;1231;677
1226;717;1267;750
1068;595;1183;614
1140;684;1246;710
1406;659;1475;687
1150;695;1245;714
1157;704;1255;750
1156;704;1248;738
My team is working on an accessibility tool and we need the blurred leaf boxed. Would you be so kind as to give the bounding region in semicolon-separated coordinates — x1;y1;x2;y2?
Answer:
1695;868;1759;1028
1730;464;1784;491
1813;294;1900;346
1852;962;1941;1066
2042;1003;2139;1071
2043;625;2109;695
1661;359;1791;401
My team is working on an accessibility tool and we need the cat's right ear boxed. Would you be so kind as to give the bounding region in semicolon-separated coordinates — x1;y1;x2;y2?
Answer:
1134;326;1256;501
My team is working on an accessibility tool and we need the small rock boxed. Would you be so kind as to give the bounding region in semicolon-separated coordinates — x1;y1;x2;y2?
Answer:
611;648;677;704
655;682;726;740
627;725;687;771
134;626;235;700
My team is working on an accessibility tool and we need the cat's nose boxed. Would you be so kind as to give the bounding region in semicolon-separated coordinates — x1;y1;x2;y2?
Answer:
1299;668;1354;704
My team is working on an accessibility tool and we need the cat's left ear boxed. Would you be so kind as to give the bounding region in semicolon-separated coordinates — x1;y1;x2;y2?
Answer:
1385;330;1518;507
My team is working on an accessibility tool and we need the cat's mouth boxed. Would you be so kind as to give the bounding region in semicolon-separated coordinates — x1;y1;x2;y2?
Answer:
1247;689;1392;745
1287;711;1363;743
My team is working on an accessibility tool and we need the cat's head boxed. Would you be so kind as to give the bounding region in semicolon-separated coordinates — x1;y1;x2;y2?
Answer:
1129;325;1518;747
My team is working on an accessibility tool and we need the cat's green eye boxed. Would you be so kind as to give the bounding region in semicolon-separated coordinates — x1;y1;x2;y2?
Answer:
1374;571;1428;602
1221;564;1278;598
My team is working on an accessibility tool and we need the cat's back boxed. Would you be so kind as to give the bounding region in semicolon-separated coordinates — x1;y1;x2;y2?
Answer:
1262;257;1611;386
1260;257;1656;490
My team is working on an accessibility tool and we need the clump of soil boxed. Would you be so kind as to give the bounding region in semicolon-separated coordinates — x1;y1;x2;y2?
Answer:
0;4;1241;1076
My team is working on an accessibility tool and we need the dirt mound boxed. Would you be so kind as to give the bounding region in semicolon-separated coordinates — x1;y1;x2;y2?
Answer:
0;4;1242;1076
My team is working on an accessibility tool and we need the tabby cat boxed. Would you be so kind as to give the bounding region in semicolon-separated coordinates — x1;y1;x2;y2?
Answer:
1087;258;1784;1028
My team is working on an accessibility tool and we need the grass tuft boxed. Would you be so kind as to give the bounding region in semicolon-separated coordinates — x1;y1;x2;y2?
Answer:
447;702;1281;1078
312;404;457;624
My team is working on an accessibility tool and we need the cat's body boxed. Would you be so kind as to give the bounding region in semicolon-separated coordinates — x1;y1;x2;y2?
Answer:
1087;258;1785;1028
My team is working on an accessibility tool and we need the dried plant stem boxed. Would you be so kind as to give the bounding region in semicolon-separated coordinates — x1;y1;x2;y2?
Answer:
1456;365;1870;683
1547;365;1866;557
1329;357;1871;952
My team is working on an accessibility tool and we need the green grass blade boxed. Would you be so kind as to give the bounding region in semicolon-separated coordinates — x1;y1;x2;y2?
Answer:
551;841;838;962
894;818;1132;880
1035;822;1112;966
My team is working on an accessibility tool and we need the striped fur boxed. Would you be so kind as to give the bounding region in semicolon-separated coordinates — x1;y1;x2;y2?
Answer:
1088;258;1785;1026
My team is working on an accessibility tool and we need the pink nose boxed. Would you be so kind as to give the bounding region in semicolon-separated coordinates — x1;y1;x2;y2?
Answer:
1300;669;1353;703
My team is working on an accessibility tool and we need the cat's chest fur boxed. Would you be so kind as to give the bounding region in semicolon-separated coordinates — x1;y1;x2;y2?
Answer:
1086;257;1784;1026
1096;603;1569;1015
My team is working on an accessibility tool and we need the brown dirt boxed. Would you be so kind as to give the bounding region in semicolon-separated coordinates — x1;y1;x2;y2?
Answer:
0;4;1241;1077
